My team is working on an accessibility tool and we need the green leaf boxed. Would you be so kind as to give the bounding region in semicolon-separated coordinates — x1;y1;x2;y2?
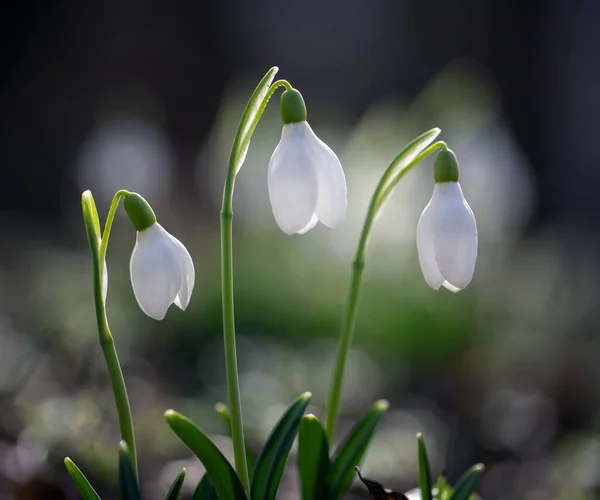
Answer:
448;464;484;500
215;402;232;431
250;392;312;500
436;475;452;500
165;409;247;500
417;433;433;500
165;468;186;500
119;440;141;500
330;399;389;497
375;128;442;209
192;474;218;500
298;414;330;500
215;402;256;475
232;67;279;175
64;458;101;500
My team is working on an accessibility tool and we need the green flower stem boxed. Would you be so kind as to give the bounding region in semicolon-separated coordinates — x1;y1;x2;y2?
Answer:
100;190;130;262
220;75;291;493
325;140;448;442
86;190;137;478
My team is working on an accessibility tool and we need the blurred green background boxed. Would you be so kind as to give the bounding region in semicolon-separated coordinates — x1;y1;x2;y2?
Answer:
2;1;600;499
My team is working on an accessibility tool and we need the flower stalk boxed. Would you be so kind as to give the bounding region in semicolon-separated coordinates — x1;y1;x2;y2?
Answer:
325;133;448;442
82;189;137;478
220;69;292;492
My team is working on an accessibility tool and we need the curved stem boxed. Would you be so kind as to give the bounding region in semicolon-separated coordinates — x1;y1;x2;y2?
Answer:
324;140;447;442
86;190;137;478
99;190;129;263
220;73;289;492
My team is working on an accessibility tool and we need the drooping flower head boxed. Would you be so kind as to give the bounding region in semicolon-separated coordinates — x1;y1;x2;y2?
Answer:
123;193;195;320
268;88;347;235
417;149;477;292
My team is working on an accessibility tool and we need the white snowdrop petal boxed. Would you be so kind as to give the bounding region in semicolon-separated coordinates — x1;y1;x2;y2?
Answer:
130;224;181;320
170;234;195;310
433;183;478;289
296;213;318;235
442;281;461;293
268;124;318;235
417;194;445;290
301;122;347;228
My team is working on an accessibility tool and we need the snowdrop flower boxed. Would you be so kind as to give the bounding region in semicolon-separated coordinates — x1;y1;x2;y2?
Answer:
124;193;195;320
268;88;347;235
417;149;477;292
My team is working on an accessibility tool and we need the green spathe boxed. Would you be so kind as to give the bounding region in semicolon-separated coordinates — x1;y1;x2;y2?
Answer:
124;192;157;232
434;148;460;183
280;89;307;124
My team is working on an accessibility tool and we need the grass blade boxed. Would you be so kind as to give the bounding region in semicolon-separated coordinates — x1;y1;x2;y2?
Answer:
165;468;186;500
250;392;311;500
448;464;484;500
165;410;247;500
298;414;330;500
192;474;219;500
119;440;141;500
417;433;433;500
215;402;256;475
330;399;389;497
64;458;101;500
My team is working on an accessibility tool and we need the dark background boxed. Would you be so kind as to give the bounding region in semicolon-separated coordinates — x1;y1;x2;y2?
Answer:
1;0;600;498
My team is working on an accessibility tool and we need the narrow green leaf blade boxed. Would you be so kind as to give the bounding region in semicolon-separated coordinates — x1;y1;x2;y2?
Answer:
215;402;233;432
216;402;256;475
64;458;101;500
330;399;389;497
192;474;218;500
232;67;279;174
417;433;433;500
250;392;312;500
165;410;247;500
448;464;484;500
298;414;330;500
165;468;186;500
436;474;452;500
119;440;141;500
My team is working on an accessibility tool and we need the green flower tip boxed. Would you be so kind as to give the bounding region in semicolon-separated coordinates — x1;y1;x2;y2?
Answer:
300;391;312;400
473;463;485;472
281;88;307;124
374;399;390;412
214;402;228;414
119;440;130;454
434;149;460;183
123;192;157;232
164;409;176;419
303;413;317;421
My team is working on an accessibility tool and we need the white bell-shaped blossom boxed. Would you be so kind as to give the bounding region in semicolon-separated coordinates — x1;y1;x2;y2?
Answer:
129;223;195;320
268;121;347;235
417;182;477;292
